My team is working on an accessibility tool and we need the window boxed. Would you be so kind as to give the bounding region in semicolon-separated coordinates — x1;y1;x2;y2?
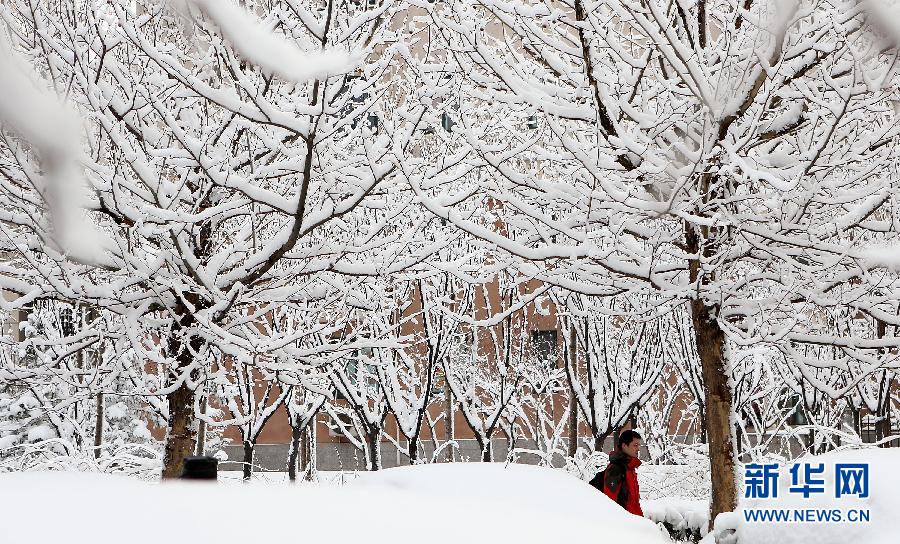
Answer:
344;353;359;386
531;330;558;368
59;306;76;337
335;347;376;400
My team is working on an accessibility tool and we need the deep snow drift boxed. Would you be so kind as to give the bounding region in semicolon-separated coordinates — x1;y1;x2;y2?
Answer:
0;463;668;544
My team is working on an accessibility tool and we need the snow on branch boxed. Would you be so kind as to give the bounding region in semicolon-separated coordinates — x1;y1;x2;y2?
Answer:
187;0;354;82
0;30;107;264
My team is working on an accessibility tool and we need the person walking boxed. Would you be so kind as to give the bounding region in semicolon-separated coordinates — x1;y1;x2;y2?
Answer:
591;429;644;517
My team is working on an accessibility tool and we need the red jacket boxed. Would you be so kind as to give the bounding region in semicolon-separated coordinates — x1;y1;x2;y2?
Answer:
602;450;643;517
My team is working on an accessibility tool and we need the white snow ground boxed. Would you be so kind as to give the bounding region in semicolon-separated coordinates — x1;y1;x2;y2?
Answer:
2;449;897;543
0;463;668;544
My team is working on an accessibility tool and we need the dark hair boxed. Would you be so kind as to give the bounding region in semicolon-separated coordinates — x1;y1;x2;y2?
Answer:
618;429;642;447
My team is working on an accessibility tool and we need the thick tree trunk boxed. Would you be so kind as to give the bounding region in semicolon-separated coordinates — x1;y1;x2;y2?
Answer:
242;440;254;481
479;435;493;462
691;298;738;530
303;424;316;480
288;425;301;482
289;414;317;481
161;381;198;479
161;309;205;479
93;392;103;460
852;405;861;437
366;429;381;471
408;432;420;465
300;427;310;478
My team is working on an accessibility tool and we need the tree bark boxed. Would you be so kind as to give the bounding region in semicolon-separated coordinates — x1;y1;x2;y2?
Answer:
87;306;103;460
874;320;894;447
195;393;207;456
567;323;579;457
303;424;316;480
242;440;254;481
93;392;103;460
366;429;381;470
851;404;861;437
876;377;893;447
567;399;578;458
288;425;301;482
503;421;516;462
161;307;206;479
691;298;738;529
300;426;310;478
479;436;493;462
289;407;317;481
161;380;198;479
408;432;420;465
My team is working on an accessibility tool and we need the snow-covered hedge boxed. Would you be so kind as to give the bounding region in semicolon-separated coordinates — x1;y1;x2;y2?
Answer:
644;498;708;540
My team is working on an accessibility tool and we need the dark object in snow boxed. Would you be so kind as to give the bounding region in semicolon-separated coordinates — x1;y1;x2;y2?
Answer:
660;521;702;543
179;456;218;480
588;456;628;506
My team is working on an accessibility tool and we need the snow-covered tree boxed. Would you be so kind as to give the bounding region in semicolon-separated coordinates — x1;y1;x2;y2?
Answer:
285;381;325;481
0;0;431;477
560;295;667;451
418;0;900;524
